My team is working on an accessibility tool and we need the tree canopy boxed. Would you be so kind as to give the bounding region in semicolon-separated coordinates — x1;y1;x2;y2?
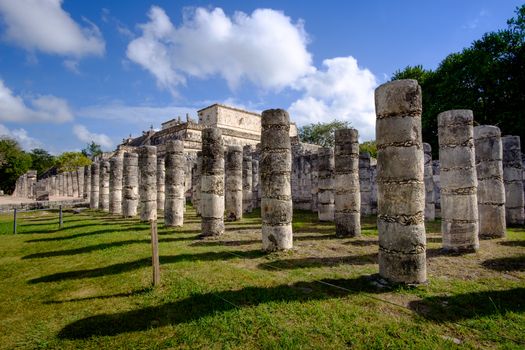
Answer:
29;148;56;176
0;138;32;194
81;142;103;160
298;120;352;148
55;152;92;172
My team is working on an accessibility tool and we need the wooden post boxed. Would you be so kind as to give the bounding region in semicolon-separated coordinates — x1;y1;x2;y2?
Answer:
13;208;17;234
59;205;63;229
150;220;160;286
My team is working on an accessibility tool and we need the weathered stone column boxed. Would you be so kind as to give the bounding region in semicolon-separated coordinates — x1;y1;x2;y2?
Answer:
375;79;427;284
139;146;157;222
474;126;506;238
243;146;253;213
310;154;319;212
99;160;110;212
252;157;260;209
193;152;202;216
318;147;335;222
50;176;56;197
438;109;479;252
359;153;373;215
502;135;525;225
90;163;100;209
200;128;224;237
66;172;73;197
156;157;165;212
165;140;185;227
334;128;361;237
109;155;124;215
423;143;435;221
261;109;293;251
84;165;91;202
122;152;139;217
77;166;84;198
225;145;243;221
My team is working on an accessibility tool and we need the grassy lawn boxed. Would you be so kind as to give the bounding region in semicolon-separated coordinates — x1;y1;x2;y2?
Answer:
0;206;524;349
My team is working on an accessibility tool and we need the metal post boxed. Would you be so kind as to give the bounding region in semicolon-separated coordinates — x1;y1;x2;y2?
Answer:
150;220;160;286
13;208;17;234
59;205;63;229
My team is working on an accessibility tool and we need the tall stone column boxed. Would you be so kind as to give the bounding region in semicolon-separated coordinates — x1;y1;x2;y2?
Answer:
438;109;479;252
318;147;335;222
157;157;165;212
334;128;361;237
90;163;100;209
423;143;435;221
243;145;253;213
474;126;506;238
60;174;65;196
84;165;91;202
252;157;260;209
139;146;157;222
50;176;56;197
165;140;185;227
66;172;73;197
200;128;224;237
502;135;525;225
225;145;243;221
71;170;78;198
359;153;373;215
77;166;84;198
109;155;124;215
193;152;202;216
122;152;139;217
261;109;293;251
310;154;319;212
375;79;426;284
99;160;110;212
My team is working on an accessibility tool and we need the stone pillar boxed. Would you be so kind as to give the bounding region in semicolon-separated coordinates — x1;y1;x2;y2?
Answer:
193;152;202;216
359;153;373;215
200;128;224;237
438;109;479;252
502;135;525;225
310;154;319;212
261;109;293;251
423;143;435;221
66;172;73;197
243;146;253;213
139;146;157;222
77;167;84;198
252;157;260;209
165;140;185;227
122;152;139;217
474;126;506;238
84;165;91;202
318;147;335;222
225;145;243;221
59;174;65;196
157;157;165;212
90;163;100;209
50;176;56;197
99;160;110;212
334;128;361;237
375;79;426;284
109;155;124;215
433;161;441;217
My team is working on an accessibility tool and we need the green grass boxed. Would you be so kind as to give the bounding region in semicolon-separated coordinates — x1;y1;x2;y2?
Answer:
0;207;523;349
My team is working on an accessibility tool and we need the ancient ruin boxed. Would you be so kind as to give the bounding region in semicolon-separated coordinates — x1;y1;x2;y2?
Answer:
423;143;435;221
122;152;139;217
225;145;243;221
99;160;110;212
164;140;185;227
156;157;165;212
242;145;253;213
109;155;123;215
502;135;525;225
138;146;157;222
90;163;100;209
317;147;335;222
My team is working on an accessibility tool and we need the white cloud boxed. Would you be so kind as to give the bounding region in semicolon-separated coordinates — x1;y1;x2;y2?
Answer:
289;56;378;141
73;124;113;149
0;123;42;150
0;79;74;123
126;6;313;94
0;0;104;57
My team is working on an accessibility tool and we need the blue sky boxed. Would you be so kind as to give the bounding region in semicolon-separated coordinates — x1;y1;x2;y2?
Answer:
0;0;522;154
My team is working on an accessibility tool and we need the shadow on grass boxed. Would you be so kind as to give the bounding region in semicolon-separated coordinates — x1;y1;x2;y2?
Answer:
45;287;153;304
258;253;377;270
344;239;378;247
25;226;152;243
481;256;525;272
499;240;525;248
294;234;338;241
409;288;525;322
28;250;264;284
190;239;260;247
58;275;384;339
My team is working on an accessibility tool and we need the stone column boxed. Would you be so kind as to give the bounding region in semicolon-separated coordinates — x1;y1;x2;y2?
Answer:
50;176;56;197
502;135;525;225
423;143;435;221
474;126;506;238
99;160;110;212
157;157;165;212
77;167;84;198
438;109;479;252
90;163;100;209
243;145;253;213
310;154;319;212
193;152;202;216
334;128;361;237
200;128;224;237
359;153;373;215
252;157;260;209
261;109;293;251
139;146;157;222
375;79;426;284
109;155;124;215
84;165;91;202
225;145;243;221
318;147;335;222
165;140;185;227
122;152;139;217
66;172;73;197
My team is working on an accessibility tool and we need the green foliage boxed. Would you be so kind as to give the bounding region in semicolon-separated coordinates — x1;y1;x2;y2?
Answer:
81;142;102;160
55;152;91;172
298;120;351;147
29;148;56;176
391;5;525;156
0;138;32;194
359;140;377;158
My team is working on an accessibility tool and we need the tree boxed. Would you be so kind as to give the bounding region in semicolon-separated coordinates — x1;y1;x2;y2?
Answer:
81;142;103;159
55;152;92;172
0;138;32;194
29;148;55;176
298;120;351;148
359;140;377;158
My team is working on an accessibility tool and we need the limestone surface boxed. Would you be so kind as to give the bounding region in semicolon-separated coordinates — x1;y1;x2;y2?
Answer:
318;147;335;222
359;153;373;215
139;146;157;222
243;145;253;213
423;143;435;221
157;158;165;212
109;155;124;215
84;165;91;202
99;161;110;212
122;152;139;217
502;135;525;225
90;163;100;209
225;145;243;221
165;140;185;227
